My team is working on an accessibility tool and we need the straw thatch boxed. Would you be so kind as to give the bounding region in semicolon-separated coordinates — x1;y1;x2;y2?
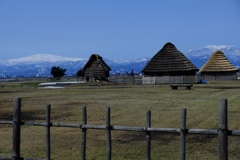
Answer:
199;50;239;72
83;54;111;81
199;50;239;81
142;42;198;76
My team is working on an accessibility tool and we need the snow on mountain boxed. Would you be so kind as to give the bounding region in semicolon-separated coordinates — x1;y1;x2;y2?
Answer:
105;57;149;65
0;54;148;77
204;45;233;51
130;57;149;63
184;45;240;69
185;45;239;57
110;59;129;64
0;54;89;77
6;54;87;65
0;45;240;78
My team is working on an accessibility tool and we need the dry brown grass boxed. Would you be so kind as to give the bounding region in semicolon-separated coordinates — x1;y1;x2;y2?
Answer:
1;80;240;159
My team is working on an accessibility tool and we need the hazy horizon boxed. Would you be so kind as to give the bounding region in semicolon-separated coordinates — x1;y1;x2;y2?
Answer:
1;44;239;62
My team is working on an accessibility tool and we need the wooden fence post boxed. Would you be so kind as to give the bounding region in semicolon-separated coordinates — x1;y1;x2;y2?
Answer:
12;97;22;160
218;99;228;160
82;106;87;160
46;105;51;160
146;111;151;160
106;107;112;160
180;108;187;160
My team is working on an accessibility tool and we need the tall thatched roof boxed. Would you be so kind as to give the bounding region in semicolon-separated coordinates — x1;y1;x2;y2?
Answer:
199;50;238;73
142;42;198;74
83;54;111;71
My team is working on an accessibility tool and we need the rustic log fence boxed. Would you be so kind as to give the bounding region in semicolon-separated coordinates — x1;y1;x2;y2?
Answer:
0;98;240;160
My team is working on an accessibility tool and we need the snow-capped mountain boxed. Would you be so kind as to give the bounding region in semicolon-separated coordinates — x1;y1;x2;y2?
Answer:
4;54;86;65
0;54;89;77
0;45;239;78
0;54;150;77
185;45;240;69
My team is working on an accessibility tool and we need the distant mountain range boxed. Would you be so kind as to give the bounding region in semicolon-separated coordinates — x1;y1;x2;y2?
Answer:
0;45;240;78
184;45;240;70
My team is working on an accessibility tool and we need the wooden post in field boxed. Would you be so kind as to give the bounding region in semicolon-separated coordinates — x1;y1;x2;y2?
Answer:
46;105;51;160
180;108;187;160
218;99;228;160
82;106;87;160
146;111;151;160
106;107;112;160
12;97;22;160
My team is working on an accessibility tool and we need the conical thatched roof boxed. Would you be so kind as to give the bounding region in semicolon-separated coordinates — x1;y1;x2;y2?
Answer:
83;54;111;71
199;50;238;72
142;42;198;74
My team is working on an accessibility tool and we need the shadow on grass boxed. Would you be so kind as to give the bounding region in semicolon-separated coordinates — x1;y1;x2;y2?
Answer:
114;132;216;144
0;110;46;121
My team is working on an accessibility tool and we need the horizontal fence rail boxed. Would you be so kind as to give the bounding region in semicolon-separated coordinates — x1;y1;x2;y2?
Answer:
0;98;239;160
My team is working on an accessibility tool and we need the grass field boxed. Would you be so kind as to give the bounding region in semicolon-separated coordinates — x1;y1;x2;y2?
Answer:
1;80;240;159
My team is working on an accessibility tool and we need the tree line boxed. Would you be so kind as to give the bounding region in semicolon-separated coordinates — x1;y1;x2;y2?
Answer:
51;66;135;80
51;66;84;80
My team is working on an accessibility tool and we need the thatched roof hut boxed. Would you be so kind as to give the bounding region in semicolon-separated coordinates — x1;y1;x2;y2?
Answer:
83;54;111;81
199;50;239;81
141;42;199;84
142;42;198;76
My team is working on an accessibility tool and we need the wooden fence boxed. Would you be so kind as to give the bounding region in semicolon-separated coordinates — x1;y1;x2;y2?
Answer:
0;98;240;160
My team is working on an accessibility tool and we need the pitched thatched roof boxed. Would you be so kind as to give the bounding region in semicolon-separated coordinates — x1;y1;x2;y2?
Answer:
83;54;111;71
142;42;198;73
199;50;238;72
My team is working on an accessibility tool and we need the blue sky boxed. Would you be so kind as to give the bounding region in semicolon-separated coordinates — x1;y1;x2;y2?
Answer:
0;0;240;60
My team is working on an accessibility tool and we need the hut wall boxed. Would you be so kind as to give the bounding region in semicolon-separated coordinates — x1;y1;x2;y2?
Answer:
142;77;155;84
202;72;237;81
84;65;109;80
215;74;236;80
142;75;197;84
155;76;169;84
170;76;183;84
162;76;170;83
183;75;197;83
